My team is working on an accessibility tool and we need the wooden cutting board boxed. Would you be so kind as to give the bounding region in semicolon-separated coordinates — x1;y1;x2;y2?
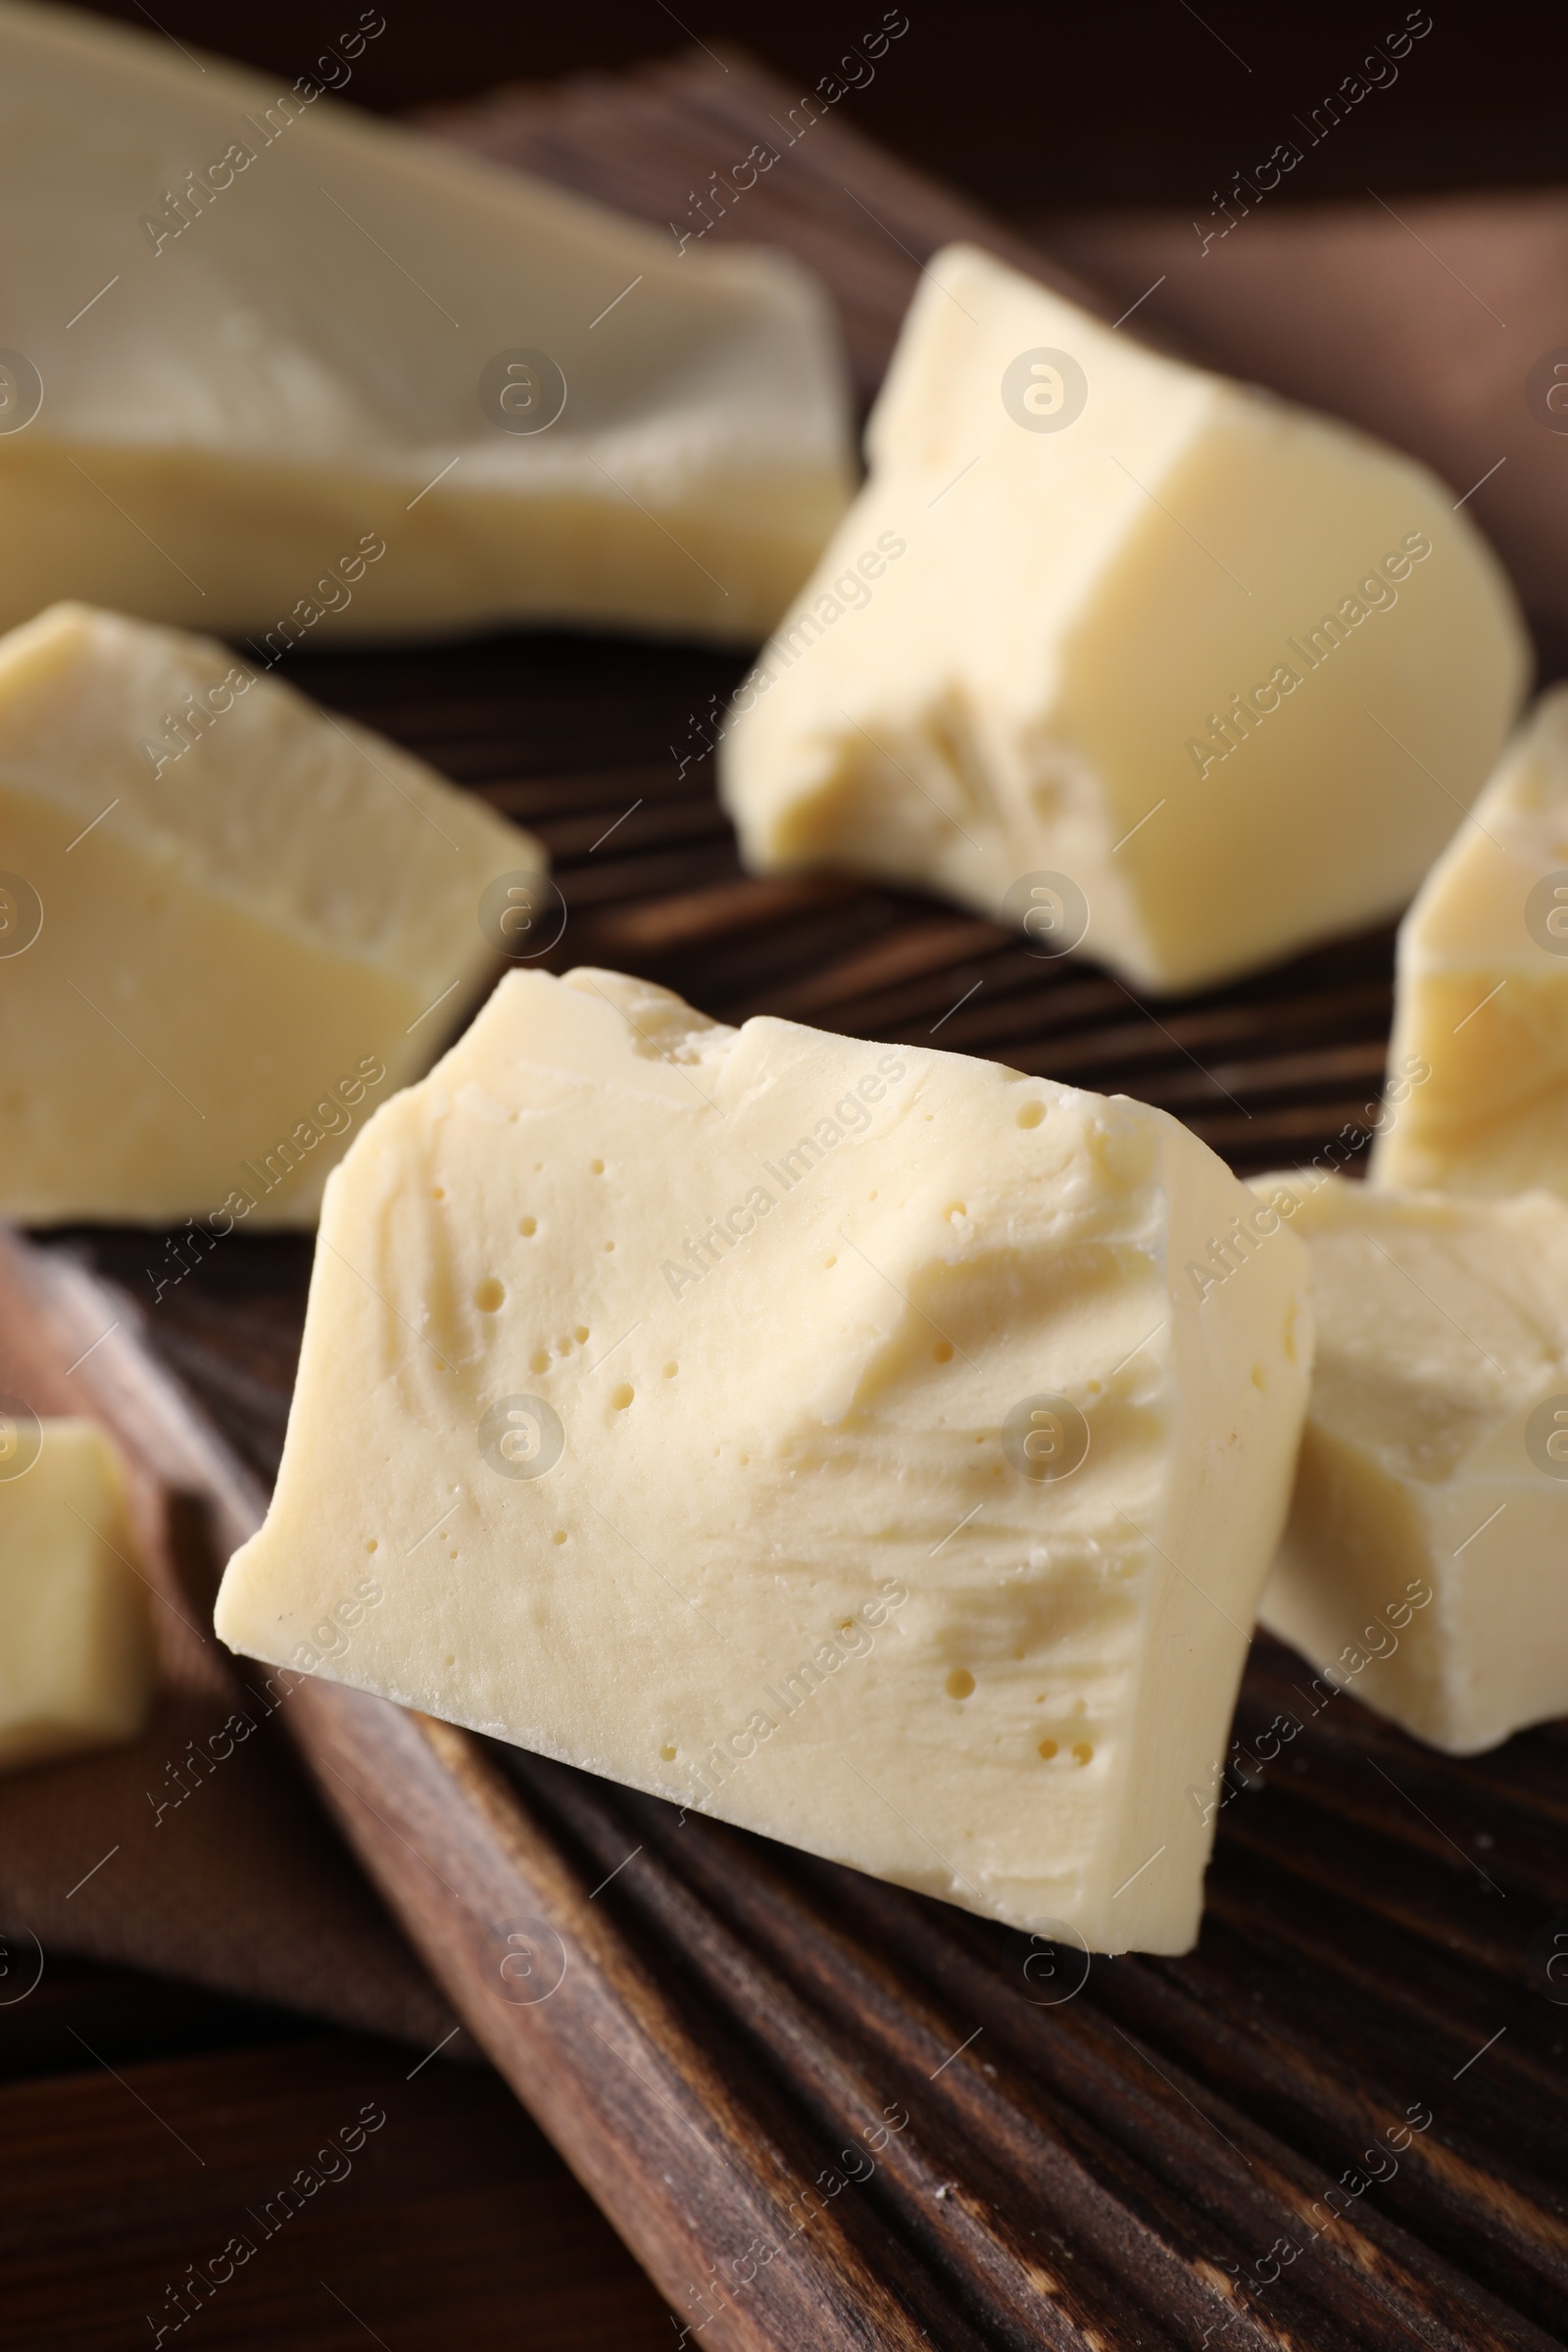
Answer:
12;47;1568;2352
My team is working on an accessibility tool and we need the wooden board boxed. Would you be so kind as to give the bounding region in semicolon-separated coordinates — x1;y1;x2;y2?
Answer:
10;47;1568;2352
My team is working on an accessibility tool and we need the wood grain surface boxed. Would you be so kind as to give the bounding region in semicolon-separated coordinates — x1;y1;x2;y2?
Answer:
2;2027;671;2349
8;45;1568;2352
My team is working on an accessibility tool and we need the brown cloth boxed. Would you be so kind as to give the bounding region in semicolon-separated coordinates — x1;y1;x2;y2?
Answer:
0;1234;457;2052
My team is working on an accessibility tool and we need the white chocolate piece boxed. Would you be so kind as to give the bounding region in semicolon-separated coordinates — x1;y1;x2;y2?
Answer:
217;966;1312;1953
1255;1172;1568;1754
1375;686;1568;1198
0;1418;157;1771
0;602;542;1228
0;0;853;646
719;242;1528;994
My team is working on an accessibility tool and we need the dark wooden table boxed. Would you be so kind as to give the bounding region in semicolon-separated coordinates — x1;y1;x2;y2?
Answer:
3;1982;671;2349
